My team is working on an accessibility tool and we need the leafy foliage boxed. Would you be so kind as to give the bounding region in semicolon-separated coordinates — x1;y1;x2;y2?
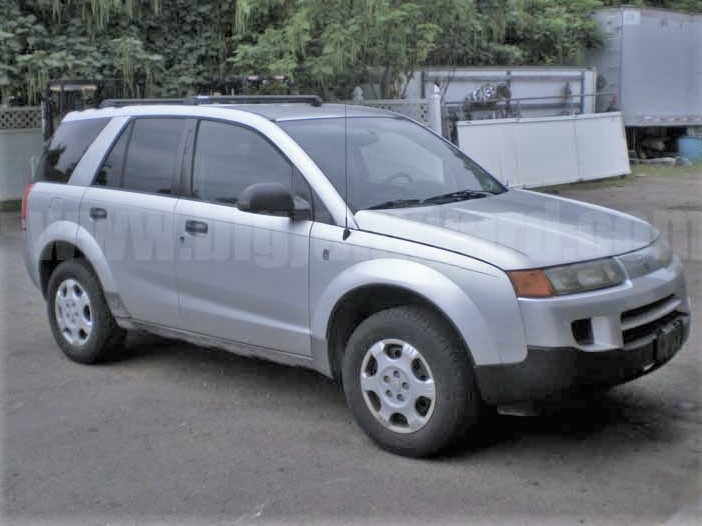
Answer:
231;1;442;97
1;0;699;104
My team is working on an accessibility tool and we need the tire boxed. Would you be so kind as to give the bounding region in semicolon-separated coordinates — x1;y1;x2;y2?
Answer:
47;259;126;364
341;305;481;457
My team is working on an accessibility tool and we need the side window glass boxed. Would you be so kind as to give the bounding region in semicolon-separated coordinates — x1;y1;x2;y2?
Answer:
36;118;110;183
121;118;185;194
192;120;292;205
292;169;312;204
293;171;334;225
93;122;132;187
311;193;334;225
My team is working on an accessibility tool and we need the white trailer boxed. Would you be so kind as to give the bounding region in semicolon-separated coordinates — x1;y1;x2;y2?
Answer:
587;7;702;127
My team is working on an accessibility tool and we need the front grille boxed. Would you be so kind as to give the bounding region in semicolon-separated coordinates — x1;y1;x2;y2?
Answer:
622;311;680;346
621;294;674;324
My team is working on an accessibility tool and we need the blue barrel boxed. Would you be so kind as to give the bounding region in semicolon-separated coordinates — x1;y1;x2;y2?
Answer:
678;136;702;161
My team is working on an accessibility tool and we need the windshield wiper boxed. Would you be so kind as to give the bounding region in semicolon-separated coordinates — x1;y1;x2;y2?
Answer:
421;189;494;205
366;199;422;210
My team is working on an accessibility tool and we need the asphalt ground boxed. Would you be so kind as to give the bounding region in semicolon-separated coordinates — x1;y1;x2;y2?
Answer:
1;170;700;525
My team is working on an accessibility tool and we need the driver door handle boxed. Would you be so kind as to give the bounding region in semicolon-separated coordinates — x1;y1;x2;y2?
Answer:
185;219;208;235
89;207;107;220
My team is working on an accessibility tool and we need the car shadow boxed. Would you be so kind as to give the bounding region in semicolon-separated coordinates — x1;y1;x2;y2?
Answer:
113;331;683;458
437;390;684;461
114;329;347;405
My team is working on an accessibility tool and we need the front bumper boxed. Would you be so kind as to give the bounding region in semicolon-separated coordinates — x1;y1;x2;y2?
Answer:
475;313;690;404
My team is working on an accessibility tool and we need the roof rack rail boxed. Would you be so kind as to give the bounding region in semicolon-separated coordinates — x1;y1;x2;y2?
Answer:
98;98;187;108
187;95;323;107
98;95;323;109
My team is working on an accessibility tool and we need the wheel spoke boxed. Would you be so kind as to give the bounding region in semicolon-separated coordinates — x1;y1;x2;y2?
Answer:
368;341;394;371
55;307;68;330
360;372;382;394
63;326;77;344
376;401;394;424
77;290;91;310
397;342;419;369
402;407;428;432
77;316;92;338
409;376;436;400
55;296;66;316
56;284;68;311
63;279;75;296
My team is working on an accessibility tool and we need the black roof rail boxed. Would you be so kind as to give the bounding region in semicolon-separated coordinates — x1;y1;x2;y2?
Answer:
99;98;186;108
98;95;323;109
186;95;323;107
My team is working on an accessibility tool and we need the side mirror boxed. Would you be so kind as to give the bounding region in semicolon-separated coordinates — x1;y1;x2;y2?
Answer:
238;182;311;221
291;195;312;221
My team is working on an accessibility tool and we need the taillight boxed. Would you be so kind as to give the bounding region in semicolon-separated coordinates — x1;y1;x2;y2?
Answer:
20;183;34;231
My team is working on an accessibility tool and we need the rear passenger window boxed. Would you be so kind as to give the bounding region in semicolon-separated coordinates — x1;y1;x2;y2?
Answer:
35;118;109;183
121;118;185;194
192;120;292;205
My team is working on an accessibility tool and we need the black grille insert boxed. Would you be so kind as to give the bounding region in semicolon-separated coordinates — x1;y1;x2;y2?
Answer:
621;295;675;324
622;311;681;345
572;319;593;345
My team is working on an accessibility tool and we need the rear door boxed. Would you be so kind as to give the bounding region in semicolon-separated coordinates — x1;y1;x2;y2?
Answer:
79;117;188;327
174;119;313;356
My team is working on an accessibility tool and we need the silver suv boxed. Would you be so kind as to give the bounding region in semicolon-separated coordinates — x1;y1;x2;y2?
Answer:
23;96;691;457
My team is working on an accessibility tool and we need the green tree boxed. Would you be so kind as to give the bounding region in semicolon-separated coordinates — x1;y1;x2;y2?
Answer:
1;0;700;104
230;0;441;98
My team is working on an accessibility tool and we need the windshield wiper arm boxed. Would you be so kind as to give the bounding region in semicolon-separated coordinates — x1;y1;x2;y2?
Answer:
421;189;493;205
366;199;422;210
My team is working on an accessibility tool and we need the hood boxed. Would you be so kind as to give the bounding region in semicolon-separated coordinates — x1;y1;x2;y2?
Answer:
354;189;657;270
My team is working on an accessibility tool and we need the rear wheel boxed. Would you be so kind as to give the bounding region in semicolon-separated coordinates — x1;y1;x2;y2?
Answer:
47;259;126;364
342;306;481;457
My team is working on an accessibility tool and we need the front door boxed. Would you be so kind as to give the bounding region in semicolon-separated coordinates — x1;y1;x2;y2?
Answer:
174;119;312;356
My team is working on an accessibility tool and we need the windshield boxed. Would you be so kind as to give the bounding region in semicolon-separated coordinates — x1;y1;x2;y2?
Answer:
279;116;506;211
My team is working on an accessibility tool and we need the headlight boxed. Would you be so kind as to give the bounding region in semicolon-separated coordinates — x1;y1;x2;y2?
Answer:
544;258;626;295
508;258;625;298
649;236;673;269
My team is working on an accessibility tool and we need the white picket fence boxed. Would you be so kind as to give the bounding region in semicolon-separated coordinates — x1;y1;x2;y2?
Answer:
351;86;443;134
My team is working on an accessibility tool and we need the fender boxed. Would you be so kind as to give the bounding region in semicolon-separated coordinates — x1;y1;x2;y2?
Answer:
311;258;503;367
34;220;80;289
72;223;119;295
36;222;127;318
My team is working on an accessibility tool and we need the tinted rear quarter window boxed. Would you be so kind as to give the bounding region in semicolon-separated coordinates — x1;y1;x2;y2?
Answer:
36;118;110;183
94;122;132;188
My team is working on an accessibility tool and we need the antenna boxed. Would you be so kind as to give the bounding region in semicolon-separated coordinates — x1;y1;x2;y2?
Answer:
342;102;351;240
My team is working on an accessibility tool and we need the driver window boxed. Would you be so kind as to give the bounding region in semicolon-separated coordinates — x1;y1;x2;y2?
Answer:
358;131;444;185
192;120;293;205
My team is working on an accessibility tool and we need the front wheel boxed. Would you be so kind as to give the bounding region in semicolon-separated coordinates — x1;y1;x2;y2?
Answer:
342;306;482;457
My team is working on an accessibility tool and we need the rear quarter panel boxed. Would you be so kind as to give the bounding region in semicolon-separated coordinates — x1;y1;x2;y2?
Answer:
26;183;87;291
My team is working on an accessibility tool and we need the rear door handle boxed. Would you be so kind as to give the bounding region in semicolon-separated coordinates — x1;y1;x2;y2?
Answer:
185;219;208;235
89;207;107;220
